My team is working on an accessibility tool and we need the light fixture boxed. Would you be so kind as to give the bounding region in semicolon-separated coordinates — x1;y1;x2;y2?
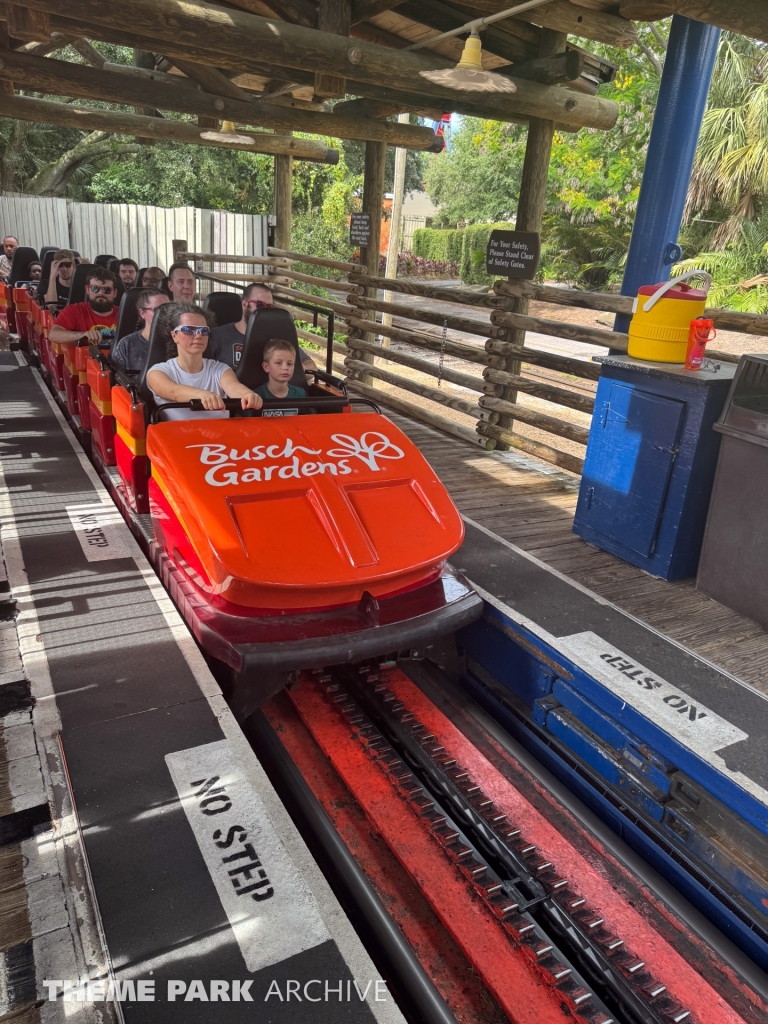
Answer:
199;120;255;145
420;33;516;94
410;0;551;94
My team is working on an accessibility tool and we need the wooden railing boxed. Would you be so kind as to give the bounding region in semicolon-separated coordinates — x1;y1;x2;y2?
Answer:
175;242;765;478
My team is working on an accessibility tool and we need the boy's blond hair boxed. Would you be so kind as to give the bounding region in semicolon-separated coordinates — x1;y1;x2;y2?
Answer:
263;338;295;361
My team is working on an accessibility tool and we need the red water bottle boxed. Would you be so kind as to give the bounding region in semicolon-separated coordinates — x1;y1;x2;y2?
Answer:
685;318;716;370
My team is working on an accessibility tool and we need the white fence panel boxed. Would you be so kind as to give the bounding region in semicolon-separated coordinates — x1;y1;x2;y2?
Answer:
0;195;269;296
0;195;69;252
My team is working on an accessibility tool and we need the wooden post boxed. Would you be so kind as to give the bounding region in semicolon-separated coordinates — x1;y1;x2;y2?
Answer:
349;140;385;386
381;111;409;347
488;27;566;450
274;136;293;251
315;0;351;99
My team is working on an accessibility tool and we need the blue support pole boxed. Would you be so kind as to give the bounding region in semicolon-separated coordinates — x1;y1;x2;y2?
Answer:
615;16;721;334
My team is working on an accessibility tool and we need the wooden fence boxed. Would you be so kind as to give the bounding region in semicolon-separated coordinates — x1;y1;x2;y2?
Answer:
175;242;768;478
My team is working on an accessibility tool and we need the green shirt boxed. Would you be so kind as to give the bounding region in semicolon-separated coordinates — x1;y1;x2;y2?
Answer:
255;382;308;416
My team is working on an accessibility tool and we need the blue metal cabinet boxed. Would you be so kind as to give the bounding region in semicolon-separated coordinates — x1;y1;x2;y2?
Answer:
573;355;735;579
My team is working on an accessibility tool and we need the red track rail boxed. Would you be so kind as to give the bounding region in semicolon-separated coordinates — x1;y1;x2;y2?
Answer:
277;667;756;1024
263;691;509;1024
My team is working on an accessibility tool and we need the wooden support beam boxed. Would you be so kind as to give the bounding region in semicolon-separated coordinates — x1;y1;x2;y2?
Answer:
619;1;675;18
347;272;501;308
71;37;105;68
351;0;405;24
315;0;351;98
491;308;627;350
346;316;495;365
0;92;341;161
462;0;637;48
131;47;160;135
475;420;585;474
259;0;318;28
398;0;533;63
352;139;386;386
483;366;595;413
0;21;10;93
0;51;442;149
346;292;494;337
345;358;482;418
348;379;487;448
15;30;73;54
478;396;590;444
492;27;564;446
274;136;292;250
171;58;254;101
31;0;620;129
7;4;49;41
627;0;767;41
333;96;444;119
509;49;584;85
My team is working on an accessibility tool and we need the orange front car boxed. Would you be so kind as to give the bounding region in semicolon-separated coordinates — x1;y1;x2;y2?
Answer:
147;413;465;612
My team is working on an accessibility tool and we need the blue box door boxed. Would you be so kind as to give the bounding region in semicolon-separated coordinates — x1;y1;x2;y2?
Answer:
578;383;684;557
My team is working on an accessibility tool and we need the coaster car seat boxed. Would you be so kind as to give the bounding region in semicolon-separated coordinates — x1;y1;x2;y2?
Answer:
8;246;38;285
236;307;308;391
136;307;175;408
94;254;117;268
203;291;242;327
115;288;144;341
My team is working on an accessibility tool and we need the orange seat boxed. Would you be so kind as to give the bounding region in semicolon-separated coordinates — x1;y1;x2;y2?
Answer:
146;413;464;611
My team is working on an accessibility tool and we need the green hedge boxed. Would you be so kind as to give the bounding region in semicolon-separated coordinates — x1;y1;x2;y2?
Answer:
412;227;463;263
411;223;512;284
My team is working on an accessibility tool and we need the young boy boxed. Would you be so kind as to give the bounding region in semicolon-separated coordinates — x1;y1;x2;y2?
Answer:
255;339;307;416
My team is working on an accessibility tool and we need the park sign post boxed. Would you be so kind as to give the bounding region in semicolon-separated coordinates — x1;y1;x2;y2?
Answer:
350;213;372;247
486;230;541;279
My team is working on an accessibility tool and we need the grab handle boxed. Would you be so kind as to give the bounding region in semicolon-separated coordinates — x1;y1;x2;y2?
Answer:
632;270;713;315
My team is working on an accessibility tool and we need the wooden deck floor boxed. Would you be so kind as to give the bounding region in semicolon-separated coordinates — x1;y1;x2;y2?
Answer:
391;413;768;698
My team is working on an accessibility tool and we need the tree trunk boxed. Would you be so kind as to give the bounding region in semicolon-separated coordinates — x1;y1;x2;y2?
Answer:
25;131;143;195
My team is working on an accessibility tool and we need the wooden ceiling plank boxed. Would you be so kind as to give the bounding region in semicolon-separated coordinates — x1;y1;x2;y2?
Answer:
351;0;404;24
0;91;340;159
0;49;443;148
315;0;351;98
37;0;618;128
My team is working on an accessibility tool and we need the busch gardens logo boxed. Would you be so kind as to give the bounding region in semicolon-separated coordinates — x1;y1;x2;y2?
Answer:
187;433;405;487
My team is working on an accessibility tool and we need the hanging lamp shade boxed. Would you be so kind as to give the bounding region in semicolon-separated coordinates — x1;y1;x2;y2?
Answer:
419;35;517;94
200;120;256;144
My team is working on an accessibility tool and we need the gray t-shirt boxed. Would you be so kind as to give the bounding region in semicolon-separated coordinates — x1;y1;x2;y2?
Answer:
209;322;245;371
210;321;315;373
111;329;149;372
150;357;231;419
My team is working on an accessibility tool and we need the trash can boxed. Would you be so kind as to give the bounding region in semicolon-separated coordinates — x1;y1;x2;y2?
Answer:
697;354;768;626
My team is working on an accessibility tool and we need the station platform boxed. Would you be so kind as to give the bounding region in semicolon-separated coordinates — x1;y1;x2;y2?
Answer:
0;353;765;1023
0;354;402;1022
393;414;768;696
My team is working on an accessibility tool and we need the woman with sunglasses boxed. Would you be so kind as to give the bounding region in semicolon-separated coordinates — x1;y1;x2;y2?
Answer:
147;303;262;419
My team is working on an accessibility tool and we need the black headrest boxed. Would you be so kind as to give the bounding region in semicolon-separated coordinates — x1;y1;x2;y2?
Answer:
8;246;38;286
94;254;117;268
115;288;144;341
237;307;308;391
39;245;58;262
67;263;97;304
108;259;121;275
203;291;242;327
67;263;123;305
137;307;175;408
